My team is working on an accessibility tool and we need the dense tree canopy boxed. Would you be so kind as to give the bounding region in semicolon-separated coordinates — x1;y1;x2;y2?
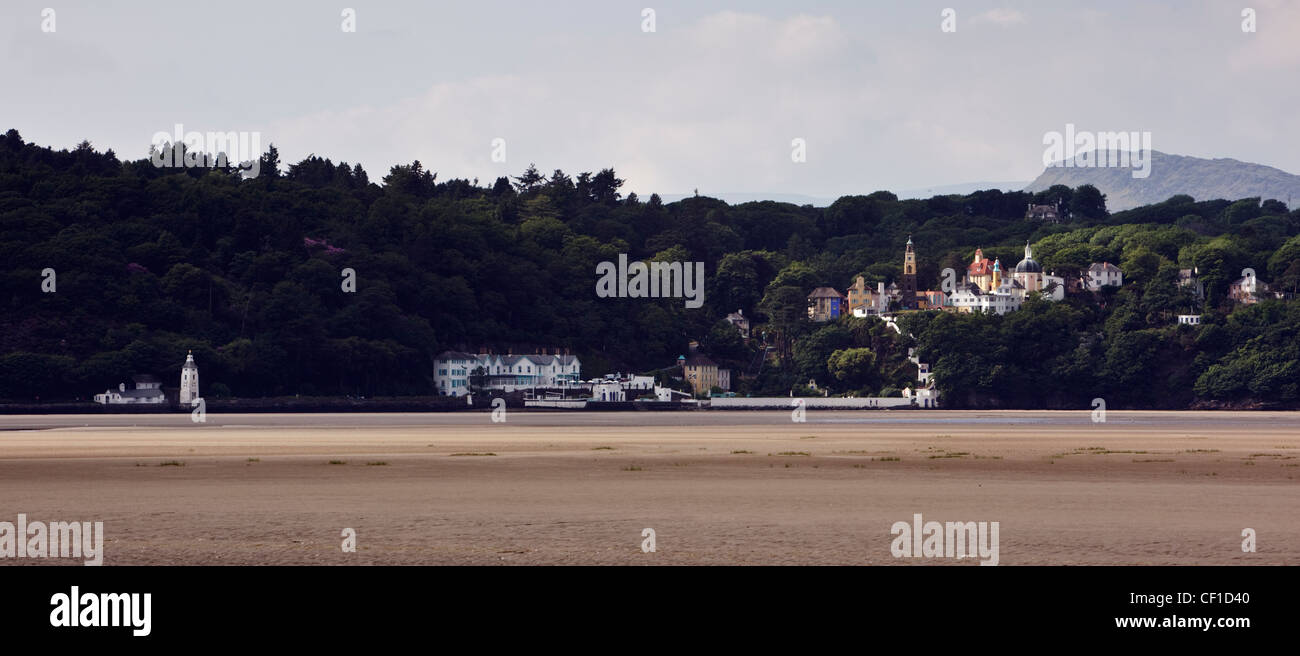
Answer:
2;129;1299;407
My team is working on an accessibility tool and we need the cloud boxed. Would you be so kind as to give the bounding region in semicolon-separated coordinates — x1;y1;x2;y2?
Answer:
9;3;1291;197
970;8;1027;27
269;11;867;196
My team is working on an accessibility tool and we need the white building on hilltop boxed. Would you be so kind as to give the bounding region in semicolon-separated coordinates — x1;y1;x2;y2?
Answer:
180;351;200;404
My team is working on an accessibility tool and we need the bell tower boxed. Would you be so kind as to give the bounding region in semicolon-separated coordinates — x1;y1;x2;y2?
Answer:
901;236;918;310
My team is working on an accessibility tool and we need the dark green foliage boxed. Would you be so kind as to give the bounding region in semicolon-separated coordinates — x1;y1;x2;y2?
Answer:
3;130;1300;406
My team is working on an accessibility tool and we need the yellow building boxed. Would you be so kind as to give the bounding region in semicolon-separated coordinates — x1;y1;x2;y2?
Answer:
680;353;721;395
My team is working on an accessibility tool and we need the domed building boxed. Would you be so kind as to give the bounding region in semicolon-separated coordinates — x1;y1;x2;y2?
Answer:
951;243;1067;314
1012;243;1044;292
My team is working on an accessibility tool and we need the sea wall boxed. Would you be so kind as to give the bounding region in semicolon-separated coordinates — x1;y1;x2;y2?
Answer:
706;397;916;410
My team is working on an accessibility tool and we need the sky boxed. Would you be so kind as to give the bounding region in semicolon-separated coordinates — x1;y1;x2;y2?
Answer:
3;0;1298;199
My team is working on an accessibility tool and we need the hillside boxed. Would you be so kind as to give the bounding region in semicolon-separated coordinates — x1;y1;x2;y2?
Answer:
1025;151;1300;211
3;129;1300;409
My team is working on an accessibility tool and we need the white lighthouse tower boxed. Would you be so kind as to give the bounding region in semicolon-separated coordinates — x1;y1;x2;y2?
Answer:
180;351;200;404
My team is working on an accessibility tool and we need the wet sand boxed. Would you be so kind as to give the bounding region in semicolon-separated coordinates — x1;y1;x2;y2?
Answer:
0;410;1296;565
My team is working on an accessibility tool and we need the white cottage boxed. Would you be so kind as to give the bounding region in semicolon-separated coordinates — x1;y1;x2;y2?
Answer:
94;374;166;405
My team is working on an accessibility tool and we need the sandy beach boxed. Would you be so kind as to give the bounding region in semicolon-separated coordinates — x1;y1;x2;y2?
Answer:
1;410;1296;565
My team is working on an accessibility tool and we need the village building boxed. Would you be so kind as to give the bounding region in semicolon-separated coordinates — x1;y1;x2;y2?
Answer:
950;244;1063;314
678;353;731;395
434;350;582;396
847;276;887;317
1084;262;1124;291
1228;272;1273;305
884;282;903;306
807;287;847;322
1025;200;1065;223
950;280;1023;315
591;381;626;402
1178;267;1205;300
903;349;940;408
724;310;751;340
967;248;996;291
916;290;948;310
94;374;166;405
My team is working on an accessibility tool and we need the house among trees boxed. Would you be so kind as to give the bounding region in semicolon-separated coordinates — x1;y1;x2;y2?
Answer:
1084;262;1124;291
1025;200;1065;223
1178;267;1205;302
94;374;166;405
1228;272;1273;305
807;287;847;322
724;310;750;340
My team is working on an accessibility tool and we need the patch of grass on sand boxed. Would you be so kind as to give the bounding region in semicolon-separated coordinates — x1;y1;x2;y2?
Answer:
366;461;389;466
1183;449;1220;454
451;452;497;457
1058;448;1150;457
1133;458;1175;463
777;451;810;456
731;449;754;454
873;456;901;462
328;460;347;465
621;465;644;471
247;457;260;462
591;446;615;450
927;451;970;459
799;435;817;440
158;460;185;467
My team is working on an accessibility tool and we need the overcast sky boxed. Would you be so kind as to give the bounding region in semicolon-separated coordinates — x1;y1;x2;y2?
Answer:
3;0;1297;198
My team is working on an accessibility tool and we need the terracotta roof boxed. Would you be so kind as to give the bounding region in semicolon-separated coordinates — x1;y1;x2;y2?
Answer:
807;287;845;299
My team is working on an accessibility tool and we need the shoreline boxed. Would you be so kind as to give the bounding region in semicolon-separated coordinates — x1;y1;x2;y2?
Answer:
1;409;1295;565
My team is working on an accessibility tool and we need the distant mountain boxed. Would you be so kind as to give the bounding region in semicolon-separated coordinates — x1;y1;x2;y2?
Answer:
656;192;835;206
896;181;1030;199
655;183;1034;206
1025;151;1300;211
